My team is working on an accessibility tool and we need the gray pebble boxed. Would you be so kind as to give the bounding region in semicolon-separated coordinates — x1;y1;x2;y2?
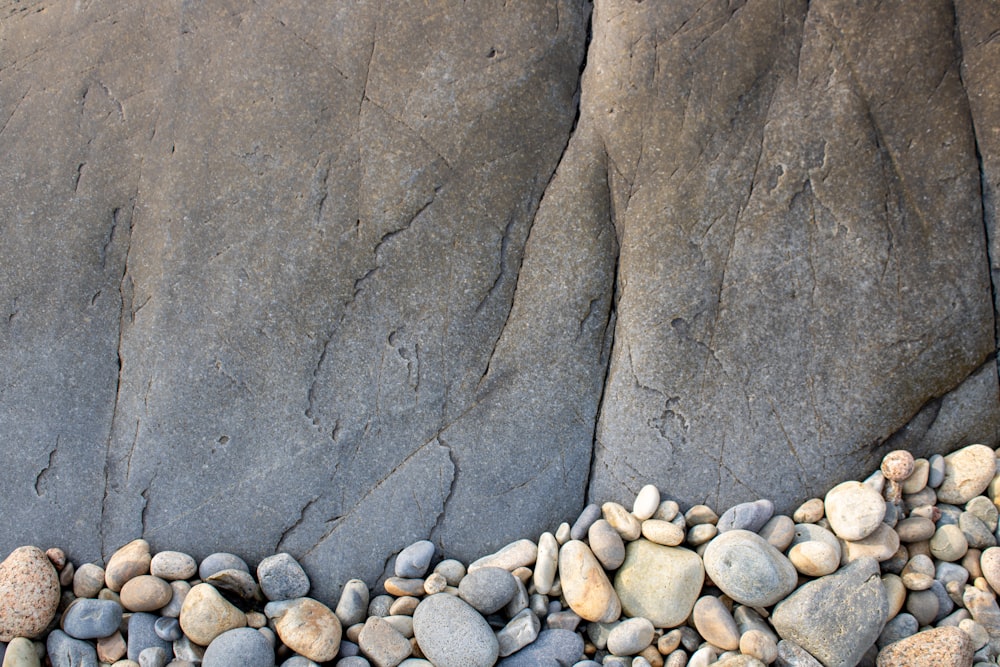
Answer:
433;560;466;587
280;658;321;667
397;660;434;666
139;647;170;667
717;499;774;533
128;612;173;662
504;575;530;618
47;629;98;667
774;639;823;667
546;610;582;632
202;627;275;667
150;551;198;581
905;587;939;626
336;659;371;667
198;553;249;579
173;636;207;662
927;453;946;487
340;640;361;657
336;579;370;627
930;579;954;622
413;593;499;667
530;593;549;619
154;616;183;642
496;608;541;657
937;504;963;526
257;553;310;601
395;540;436;579
571;504;602;541
497;628;584;666
458;567;517;615
876;613;917;648
159;580;191;618
369;594;394;618
967;496;999;532
572;662;603;667
588;520;625;571
606;617;654;656
961;512;997;549
61;598;123;639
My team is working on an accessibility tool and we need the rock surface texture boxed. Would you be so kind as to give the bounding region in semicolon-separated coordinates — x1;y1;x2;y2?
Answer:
1;0;998;600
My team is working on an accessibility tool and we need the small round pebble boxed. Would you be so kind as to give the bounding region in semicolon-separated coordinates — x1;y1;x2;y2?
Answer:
606;617;654;656
202;627;275;667
358;616;412;667
602;502;642;541
824;481;886;541
179;583;247;646
138;646;169;667
739;630;777;664
717;499;774;534
632;485;660;521
533;532;559;595
127;612;173;662
269;597;342;663
154;616;183;642
793;498;825;524
432;560;466;587
640;519;685;546
881;450;915;482
758;515;795;551
150;552;197;581
928;454;946;488
198;553;249;580
73;563;106;599
496;608;540;657
105;540;152;592
692;596;739;650
257;553;310;601
336;579;370;627
937;444;998;504
787;541;839;577
395;541;436;579
458;567;517;615
159;580;190;618
120;575;173;612
571;504;603;541
930;524;969;562
5;636;40;667
589;519;626;570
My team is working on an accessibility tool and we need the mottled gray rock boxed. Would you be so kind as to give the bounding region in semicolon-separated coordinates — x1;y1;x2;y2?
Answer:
412;593;498;667
457;566;517;615
717;500;774;533
47;629;99;667
128;613;173;662
497;629;584;667
772;557;888;667
394;541;436;579
61;598;123;640
703;530;797;607
257;553;310;601
202;627;275;667
198;554;248;580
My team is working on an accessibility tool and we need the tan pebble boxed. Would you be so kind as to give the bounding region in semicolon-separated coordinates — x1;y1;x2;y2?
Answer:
759;515;795;552
930;524;969;562
467;540;537;573
178;583;246;646
432;559;466;586
881;574;906;620
964;548;984;580
383;614;414;638
658;628;682;654
245;611;267;628
633;485;661;521
692;595;739;651
2;636;40;667
881;450;916;482
739;629;778;664
205;568;260;600
787;541;839;577
346;622;364;643
654;500;680;522
59;562;75;588
840;523;900;564
119;574;173;612
974;576;992;592
0;545;61;641
112;661;140;667
555;522;572;545
641;520;685;547
899;458;929;494
874;625;972;667
908;505;941;522
389;596;420;616
97;588;120;604
409;636;424;659
45;548;67;570
639;644;664;667
900;554;935;591
824;481;886;541
384;577;425;597
685;505;719;526
792;498;825;524
686;523;717;546
548;578;562;597
602;502;642;541
423;573;448;596
104;539;151;592
894;516;936;542
938;444;998;504
97;630;127;663
907;539;931;559
149;551;198;581
272;597;343;662
981;547;1000;595
558;540;620;623
665;649;688;667
958;617;989;650
511;566;532;584
72;563;105;599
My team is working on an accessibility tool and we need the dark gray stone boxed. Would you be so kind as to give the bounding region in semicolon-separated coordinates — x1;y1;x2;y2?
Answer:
202;627;275;667
876;613;918;649
46;629;98;667
772;557;888;667
457;566;518;615
257;553;310;601
127;612;173;662
154;616;183;642
61;598;123;640
497;628;585;667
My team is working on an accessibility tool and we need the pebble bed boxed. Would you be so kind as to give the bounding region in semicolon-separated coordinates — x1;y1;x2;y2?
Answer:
2;444;1000;667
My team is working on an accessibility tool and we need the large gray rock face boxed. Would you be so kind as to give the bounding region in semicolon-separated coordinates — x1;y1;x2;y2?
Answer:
1;0;998;603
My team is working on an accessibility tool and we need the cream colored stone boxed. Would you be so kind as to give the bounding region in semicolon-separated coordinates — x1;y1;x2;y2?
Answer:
788;541;839;577
272;597;343;663
558;540;620;623
179;583;247;646
104;539;151;593
937;444;998;504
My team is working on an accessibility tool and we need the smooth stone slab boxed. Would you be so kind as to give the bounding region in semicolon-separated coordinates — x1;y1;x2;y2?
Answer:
772;557;888;667
497;628;584;667
558;541;620;623
202;627;275;667
614;539;703;628
61;598;124;639
937;444;997;504
0;546;61;641
412;593;498;667
257;553;310;601
47;629;98;667
703;530;797;607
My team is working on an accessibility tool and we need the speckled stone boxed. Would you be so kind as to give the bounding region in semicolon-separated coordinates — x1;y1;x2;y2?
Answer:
105;540;152;593
937;445;998;504
257;553;310;602
614;539;703;628
202;627;275;667
0;546;61;642
703;530;797;607
412;593;498;667
875;626;973;666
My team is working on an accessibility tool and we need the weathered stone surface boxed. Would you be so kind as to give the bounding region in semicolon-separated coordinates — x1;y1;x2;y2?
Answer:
1;0;999;590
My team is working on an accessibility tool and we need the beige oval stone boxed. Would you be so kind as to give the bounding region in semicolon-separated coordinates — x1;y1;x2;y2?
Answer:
759;515;796;552
900;554;935;591
468;540;537;573
894;516;936;542
632;485;661;521
787;541;839;577
558;540;619;623
272;597;343;662
150;551;198;581
614;539;704;628
641;520;685;547
881;573;906;620
739;629;778;664
104;539;151;593
792;498;825;524
179;583;247;646
119;574;173;612
602;502;642;541
4;636;40;667
840;523;900;564
980;546;1000;594
73;563;106;599
0;546;61;641
900;458;930;494
937;444;998;504
930;524;969;562
692;596;739;651
824;481;886;541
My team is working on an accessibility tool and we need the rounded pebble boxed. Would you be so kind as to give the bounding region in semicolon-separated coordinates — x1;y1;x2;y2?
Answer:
875;625;973;666
692;596;739;651
179;583;247;646
717;499;774;534
571;504;602;541
47;629;99;667
395;541;436;579
824;481;886;541
127;612;173;662
496;608;540;657
269;597;342;663
602;503;642;541
120;575;173;612
703;530;797;607
0;546;61;642
632;485;660;521
758;515;795;551
928;454;946;488
739;630;778;664
588;519;626;570
614;539;703;628
930;524;969;562
198;553;248;580
606;617;654;656
458;566;517;615
105;540;152;593
787;541;839;577
149;552;197;581
412;593;498;667
881;450;915;482
257;553;310;601
61;597;124;639
793;499;825;524
496;628;583;667
467;540;537;573
937;445;997;504
358;616;412;667
559;541;620;623
73;563;106;599
336;579;370;627
202;627;275;667
640;519;685;546
533;532;558;595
